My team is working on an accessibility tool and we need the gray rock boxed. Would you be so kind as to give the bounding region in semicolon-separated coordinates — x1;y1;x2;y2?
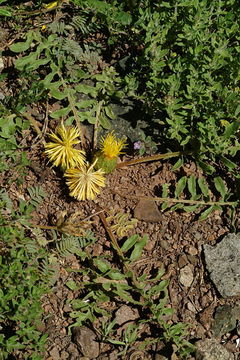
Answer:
203;233;240;298
195;338;234;360
72;326;100;359
212;305;237;337
114;305;139;325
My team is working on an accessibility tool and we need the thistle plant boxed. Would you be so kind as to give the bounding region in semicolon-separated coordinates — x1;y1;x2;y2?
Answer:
94;131;127;174
64;159;106;201
44;124;85;170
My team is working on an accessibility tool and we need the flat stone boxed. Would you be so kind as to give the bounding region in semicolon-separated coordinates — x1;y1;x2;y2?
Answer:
195;338;234;360
203;233;240;298
179;265;193;287
212;305;238;337
72;326;99;359
134;200;162;222
115;305;139;325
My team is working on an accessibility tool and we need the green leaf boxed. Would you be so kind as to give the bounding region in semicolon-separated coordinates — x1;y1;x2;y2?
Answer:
104;105;115;120
14;52;38;71
222;121;240;140
115;284;141;305
199;205;220;221
121;234;139;253
149;279;168;296
183;204;199;212
99;115;111;129
187;175;197;198
10;32;34;52
75;100;96;109
108;270;125;280
115;11;132;25
198;177;209;198
174;176;187;197
130;234;147;262
94;259;110;273
50;89;67;100
220;156;237;171
27;57;50;71
214;176;227;199
50;107;71;118
75;84;98;97
172;158;183;170
197;160;215;174
66;280;79;291
0;8;12;16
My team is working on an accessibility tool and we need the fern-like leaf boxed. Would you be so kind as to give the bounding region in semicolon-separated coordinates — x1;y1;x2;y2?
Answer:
27;186;46;208
106;209;138;238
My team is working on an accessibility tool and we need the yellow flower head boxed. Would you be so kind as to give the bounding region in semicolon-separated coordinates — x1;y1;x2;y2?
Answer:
64;160;105;201
100;131;127;159
44;124;85;170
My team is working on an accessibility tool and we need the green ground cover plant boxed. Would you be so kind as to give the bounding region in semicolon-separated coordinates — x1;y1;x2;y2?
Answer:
1;0;240;358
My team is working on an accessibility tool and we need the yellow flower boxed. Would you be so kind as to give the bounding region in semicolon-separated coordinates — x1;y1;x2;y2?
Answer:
44;124;85;170
100;131;127;159
64;160;105;201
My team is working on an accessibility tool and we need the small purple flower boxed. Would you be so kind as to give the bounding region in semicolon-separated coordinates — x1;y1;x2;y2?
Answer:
134;141;142;150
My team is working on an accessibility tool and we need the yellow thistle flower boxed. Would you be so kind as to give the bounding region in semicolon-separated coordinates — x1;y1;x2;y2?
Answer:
64;160;105;201
100;131;127;159
44;124;85;170
94;131;127;174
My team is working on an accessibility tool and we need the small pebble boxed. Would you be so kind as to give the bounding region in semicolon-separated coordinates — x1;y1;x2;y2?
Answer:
179;265;194;287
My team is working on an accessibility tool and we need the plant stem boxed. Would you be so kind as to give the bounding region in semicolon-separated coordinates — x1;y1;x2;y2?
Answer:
114;192;237;207
99;210;139;286
116;151;183;168
93;100;104;150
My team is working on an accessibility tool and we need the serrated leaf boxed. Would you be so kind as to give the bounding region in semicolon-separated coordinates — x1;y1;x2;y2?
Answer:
75;84;98;97
28;57;50;71
187;175;197;198
104;105;115;120
161;184;170;210
50;107;71;118
75;100;96;109
14;52;37;70
222;120;240;140
130;234;147;262
99;115;111;129
174;176;187;197
214;176;227;199
50;89;67;100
